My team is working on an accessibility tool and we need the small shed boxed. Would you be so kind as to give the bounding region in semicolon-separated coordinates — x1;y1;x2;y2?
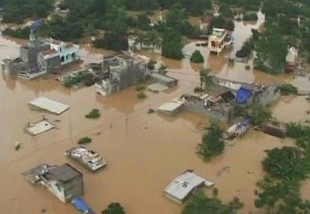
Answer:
150;72;178;88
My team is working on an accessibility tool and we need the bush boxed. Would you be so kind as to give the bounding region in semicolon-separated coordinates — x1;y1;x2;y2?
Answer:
245;65;251;70
243;12;258;21
262;147;308;181
78;137;92;145
197;122;225;161
85;109;100;119
102;202;125;214
137;91;146;99
249;104;271;126
235;38;254;58
190;50;204;63
135;85;145;91
279;84;298;95
2;27;30;39
194;87;204;93
147;60;156;70
147;108;155;114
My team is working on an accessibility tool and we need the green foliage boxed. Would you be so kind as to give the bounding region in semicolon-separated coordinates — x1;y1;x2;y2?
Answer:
190;50;204;63
78;137;92;145
135;85;145;91
236;38;254;58
2;27;30;39
199;68;213;89
1;0;54;23
137;91;147;99
254;34;288;74
85;109;100;119
194;87;204;93
147;60;156;70
263;147;308;181
197;122;225;161
254;176;310;213
182;191;243;214
102;202;125;214
242;12;258;21
249;104;271;126
279;84;298;95
209;15;235;31
63;72;94;88
162;27;183;60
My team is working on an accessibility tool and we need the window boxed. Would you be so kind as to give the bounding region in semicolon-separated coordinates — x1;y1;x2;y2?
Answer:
59;47;62;52
72;52;76;59
66;55;69;60
48;61;52;67
61;56;65;62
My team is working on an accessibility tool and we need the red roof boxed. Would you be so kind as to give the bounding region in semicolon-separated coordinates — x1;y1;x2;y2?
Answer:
41;49;58;56
66;42;74;49
51;40;62;45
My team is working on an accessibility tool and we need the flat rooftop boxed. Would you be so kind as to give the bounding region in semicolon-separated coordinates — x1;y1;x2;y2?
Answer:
50;163;82;182
165;171;214;202
151;73;177;82
29;97;70;115
25;120;54;136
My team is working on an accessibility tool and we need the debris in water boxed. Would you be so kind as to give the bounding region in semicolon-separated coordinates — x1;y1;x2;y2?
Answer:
147;108;155;114
54;119;61;122
14;142;21;151
41;208;46;213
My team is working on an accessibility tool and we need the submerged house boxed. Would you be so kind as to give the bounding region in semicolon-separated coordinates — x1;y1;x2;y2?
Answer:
23;163;84;203
235;84;280;106
208;28;233;56
165;170;214;204
95;53;149;96
2;31;80;80
181;92;235;122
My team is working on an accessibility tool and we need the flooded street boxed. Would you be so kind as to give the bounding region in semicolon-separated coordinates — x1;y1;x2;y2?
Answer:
0;11;310;214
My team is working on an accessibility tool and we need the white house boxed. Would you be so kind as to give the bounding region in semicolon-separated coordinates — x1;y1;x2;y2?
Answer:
50;39;80;65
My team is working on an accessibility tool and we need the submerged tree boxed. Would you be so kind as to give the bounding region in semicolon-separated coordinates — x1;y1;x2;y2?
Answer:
199;68;213;89
249;104;271;126
162;27;183;59
197;122;225;161
102;203;125;214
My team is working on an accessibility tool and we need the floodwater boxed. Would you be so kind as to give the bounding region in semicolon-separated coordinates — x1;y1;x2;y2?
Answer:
0;11;310;214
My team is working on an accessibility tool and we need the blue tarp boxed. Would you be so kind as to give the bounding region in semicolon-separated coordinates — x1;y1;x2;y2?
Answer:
236;87;252;104
31;20;43;31
72;197;91;213
236;118;251;129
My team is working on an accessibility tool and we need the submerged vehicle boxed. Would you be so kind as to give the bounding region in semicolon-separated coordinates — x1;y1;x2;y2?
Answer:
65;146;107;172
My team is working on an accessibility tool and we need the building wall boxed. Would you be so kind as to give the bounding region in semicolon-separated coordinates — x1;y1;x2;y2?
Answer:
150;73;178;88
59;47;79;65
183;100;234;122
62;176;84;202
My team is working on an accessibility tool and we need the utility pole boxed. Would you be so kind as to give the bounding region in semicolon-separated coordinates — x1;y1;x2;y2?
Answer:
125;113;128;134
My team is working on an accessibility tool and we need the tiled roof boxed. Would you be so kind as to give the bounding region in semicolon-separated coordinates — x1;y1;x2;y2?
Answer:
51;39;62;45
41;49;58;57
66;42;74;49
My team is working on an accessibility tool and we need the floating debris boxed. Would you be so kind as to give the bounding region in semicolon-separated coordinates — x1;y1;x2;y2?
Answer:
14;142;21;151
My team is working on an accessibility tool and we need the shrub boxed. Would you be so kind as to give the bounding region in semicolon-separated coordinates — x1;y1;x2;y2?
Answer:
137;91;146;99
147;60;156;70
78;137;92;145
85;109;100;119
135;85;145;91
279;84;298;95
190;50;204;63
102;202;125;214
194;87;204;93
243;12;258;21
245;65;251;70
147;108;155;114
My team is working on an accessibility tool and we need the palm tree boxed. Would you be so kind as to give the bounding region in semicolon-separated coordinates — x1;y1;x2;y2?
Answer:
199;68;214;89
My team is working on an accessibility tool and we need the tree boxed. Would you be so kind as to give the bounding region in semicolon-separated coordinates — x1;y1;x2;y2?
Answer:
190;50;204;63
199;68;213;89
254;34;288;74
197;122;225;161
262;147;308;181
182;191;243;214
162;27;183;60
249;104;271;126
102;203;125;214
180;0;212;16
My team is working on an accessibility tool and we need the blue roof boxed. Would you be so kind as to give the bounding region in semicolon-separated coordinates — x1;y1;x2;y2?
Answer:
72;197;91;213
236;87;252;104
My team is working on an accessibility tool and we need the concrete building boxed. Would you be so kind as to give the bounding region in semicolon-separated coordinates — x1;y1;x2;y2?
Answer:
208;28;233;56
150;72;178;88
2;31;80;80
165;170;214;204
181;93;235;122
95;53;149;96
23;163;84;203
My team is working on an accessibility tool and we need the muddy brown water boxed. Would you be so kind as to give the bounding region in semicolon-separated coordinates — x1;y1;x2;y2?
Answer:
0;12;310;214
